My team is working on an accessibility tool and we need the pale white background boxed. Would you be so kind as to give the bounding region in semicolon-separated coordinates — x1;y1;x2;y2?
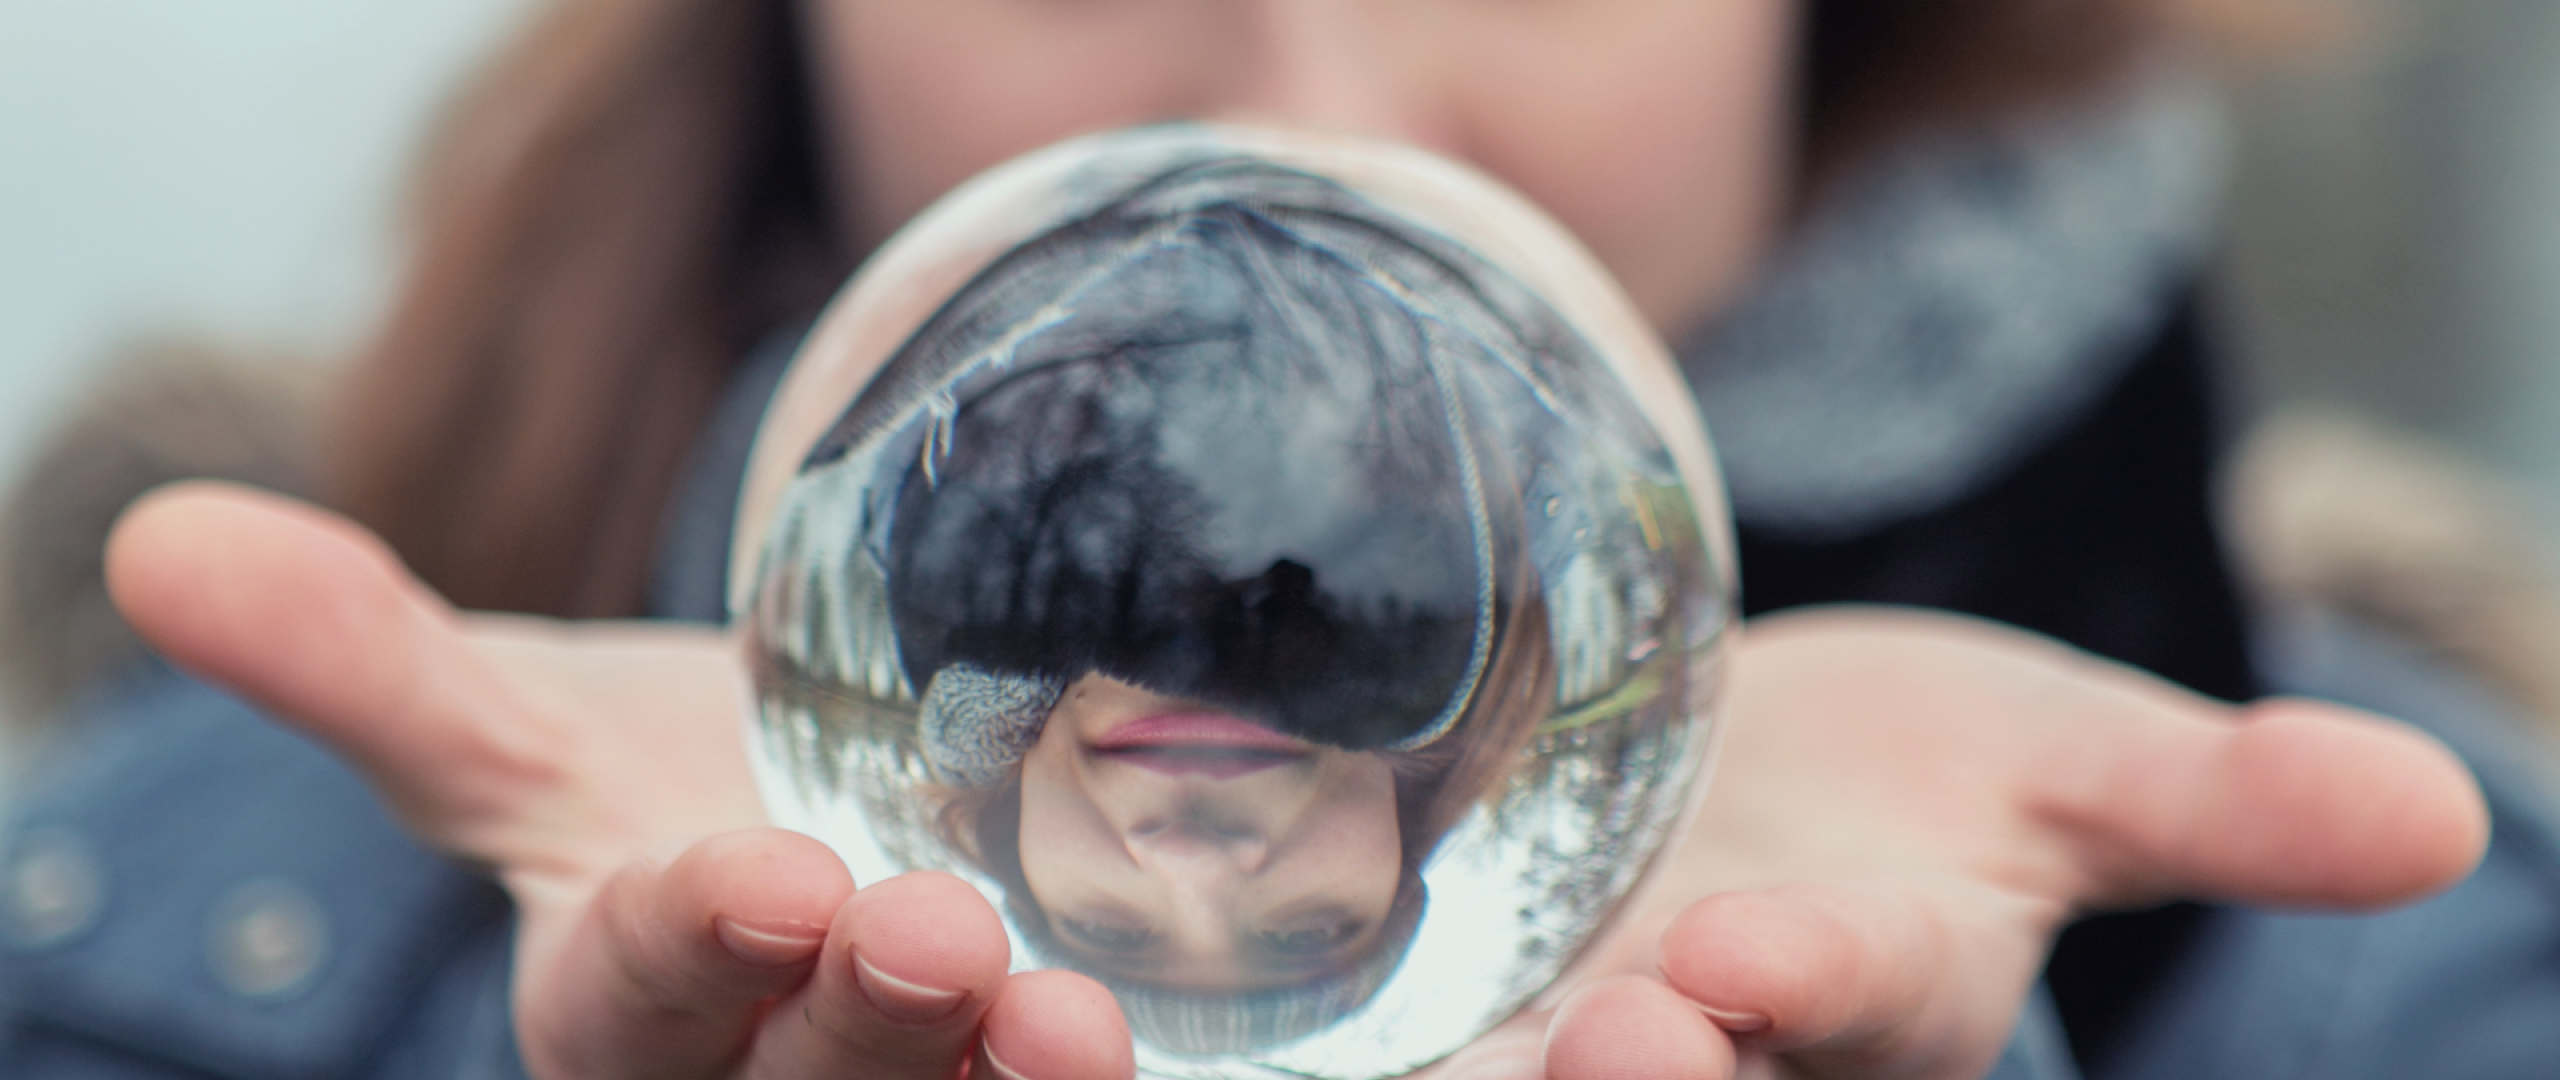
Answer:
0;0;533;477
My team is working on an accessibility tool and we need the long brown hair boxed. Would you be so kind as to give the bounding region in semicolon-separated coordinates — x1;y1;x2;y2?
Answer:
329;0;849;615
331;0;2165;616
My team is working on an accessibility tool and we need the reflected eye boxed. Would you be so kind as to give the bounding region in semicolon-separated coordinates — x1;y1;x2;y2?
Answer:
1059;917;1156;953
1258;921;1361;956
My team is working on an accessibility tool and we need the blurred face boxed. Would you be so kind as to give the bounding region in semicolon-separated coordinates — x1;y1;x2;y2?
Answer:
1016;674;1403;991
800;0;1797;339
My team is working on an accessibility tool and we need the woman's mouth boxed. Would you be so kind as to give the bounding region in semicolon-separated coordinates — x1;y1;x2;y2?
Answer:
1093;712;1310;779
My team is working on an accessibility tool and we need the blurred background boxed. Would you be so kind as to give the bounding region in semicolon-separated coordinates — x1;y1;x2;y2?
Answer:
0;0;528;464
0;0;533;784
7;0;2560;790
2221;0;2560;479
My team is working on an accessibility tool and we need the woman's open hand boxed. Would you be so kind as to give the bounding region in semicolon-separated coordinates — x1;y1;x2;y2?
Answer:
105;481;1131;1080
106;482;2490;1080
1434;608;2490;1080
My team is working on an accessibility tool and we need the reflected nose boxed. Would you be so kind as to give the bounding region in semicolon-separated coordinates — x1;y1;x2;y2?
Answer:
1208;0;1453;153
1127;817;1272;877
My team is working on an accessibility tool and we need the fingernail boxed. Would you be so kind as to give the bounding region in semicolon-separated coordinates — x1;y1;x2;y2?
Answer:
714;917;826;966
1698;1005;1771;1033
981;1045;1034;1080
853;949;969;1024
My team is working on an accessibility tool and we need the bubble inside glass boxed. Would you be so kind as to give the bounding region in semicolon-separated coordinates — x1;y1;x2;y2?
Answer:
740;128;1732;1080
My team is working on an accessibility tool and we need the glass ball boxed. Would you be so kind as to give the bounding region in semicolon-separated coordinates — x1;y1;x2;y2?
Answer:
733;125;1734;1080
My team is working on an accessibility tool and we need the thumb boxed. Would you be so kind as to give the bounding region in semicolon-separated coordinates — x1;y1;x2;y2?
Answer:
104;480;532;844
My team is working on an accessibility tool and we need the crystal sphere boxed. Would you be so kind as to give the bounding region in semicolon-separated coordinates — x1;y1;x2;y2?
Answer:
732;126;1735;1080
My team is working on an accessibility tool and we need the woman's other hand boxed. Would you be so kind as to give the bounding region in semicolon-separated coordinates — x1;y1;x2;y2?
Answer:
104;481;1132;1080
1461;608;2490;1080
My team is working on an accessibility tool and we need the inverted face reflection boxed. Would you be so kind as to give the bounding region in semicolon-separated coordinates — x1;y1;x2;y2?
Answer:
1018;674;1400;990
742;128;1726;1079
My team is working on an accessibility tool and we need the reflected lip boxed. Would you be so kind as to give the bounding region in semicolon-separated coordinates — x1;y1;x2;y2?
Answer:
1094;713;1308;779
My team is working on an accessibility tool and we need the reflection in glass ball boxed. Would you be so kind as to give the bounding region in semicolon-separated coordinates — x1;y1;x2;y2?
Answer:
738;127;1733;1080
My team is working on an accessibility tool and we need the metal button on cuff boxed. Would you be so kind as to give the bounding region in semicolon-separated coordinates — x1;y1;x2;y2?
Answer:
206;878;330;999
3;827;106;948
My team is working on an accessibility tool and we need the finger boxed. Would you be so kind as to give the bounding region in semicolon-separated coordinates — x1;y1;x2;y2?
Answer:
974;970;1135;1080
2038;694;2490;908
1655;883;2032;1076
103;482;525;831
750;871;1013;1080
1543;976;1733;1080
520;830;855;1080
